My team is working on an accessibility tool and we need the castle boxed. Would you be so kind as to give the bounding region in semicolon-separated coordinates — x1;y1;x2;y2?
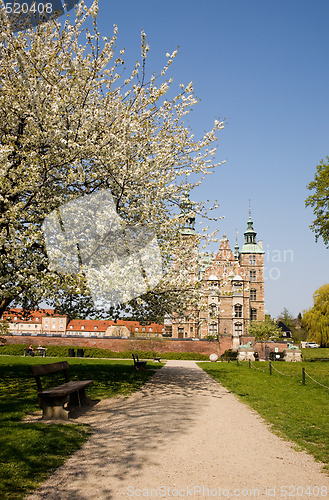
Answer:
171;196;265;347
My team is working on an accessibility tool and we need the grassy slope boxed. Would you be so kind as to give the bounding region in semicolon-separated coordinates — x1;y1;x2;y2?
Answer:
200;361;329;472
0;356;161;499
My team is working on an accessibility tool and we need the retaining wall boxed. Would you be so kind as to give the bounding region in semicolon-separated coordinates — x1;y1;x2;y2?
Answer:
2;335;222;356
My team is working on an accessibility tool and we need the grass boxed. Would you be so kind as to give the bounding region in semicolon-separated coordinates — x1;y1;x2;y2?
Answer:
200;360;329;472
301;348;329;361
0;356;161;499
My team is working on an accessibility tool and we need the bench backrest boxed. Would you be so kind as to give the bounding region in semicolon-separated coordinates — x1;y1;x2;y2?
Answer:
132;353;139;363
31;361;70;392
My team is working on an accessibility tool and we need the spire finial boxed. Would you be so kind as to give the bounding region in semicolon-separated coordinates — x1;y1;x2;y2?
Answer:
234;228;239;258
249;199;251;218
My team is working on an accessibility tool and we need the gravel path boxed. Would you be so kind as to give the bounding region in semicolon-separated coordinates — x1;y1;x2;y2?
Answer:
27;360;329;499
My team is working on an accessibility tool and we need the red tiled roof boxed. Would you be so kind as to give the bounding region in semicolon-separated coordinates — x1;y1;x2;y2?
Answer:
2;308;56;322
67;319;110;332
2;308;164;333
66;319;164;333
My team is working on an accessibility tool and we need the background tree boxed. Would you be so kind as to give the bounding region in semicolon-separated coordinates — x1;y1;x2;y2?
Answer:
0;1;224;321
277;307;294;329
248;317;282;341
302;284;329;347
276;308;307;343
0;320;10;343
305;156;329;247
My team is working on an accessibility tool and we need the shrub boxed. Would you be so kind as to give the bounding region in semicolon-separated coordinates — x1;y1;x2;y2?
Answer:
220;349;237;361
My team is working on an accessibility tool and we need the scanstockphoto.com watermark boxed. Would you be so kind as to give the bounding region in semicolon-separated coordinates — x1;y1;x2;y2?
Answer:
1;0;77;32
126;485;328;497
264;245;294;282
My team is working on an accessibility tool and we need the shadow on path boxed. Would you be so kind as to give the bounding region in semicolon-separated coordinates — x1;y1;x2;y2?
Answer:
28;362;223;499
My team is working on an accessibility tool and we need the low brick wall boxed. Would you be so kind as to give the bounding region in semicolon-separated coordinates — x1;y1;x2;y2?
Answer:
2;335;290;358
254;340;288;359
2;335;223;356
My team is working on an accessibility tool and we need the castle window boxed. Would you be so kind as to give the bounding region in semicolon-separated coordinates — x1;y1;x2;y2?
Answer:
234;323;242;336
250;289;256;301
250;270;256;282
209;323;218;335
209;303;217;318
249;255;256;265
178;327;184;338
234;304;243;318
251;308;257;321
233;283;242;296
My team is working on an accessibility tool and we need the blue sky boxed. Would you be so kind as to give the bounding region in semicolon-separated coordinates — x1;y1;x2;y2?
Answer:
78;0;329;318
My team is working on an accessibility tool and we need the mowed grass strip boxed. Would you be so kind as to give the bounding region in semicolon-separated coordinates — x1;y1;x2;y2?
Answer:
200;361;329;471
0;356;161;499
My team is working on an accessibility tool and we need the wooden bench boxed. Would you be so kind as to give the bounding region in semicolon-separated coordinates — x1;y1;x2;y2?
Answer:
24;347;47;357
153;352;161;362
132;353;147;370
31;361;93;420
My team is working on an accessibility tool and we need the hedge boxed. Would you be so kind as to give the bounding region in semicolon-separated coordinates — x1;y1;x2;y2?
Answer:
0;344;210;360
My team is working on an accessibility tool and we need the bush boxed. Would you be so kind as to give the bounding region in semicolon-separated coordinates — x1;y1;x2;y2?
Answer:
0;344;27;355
158;352;209;361
220;349;237;361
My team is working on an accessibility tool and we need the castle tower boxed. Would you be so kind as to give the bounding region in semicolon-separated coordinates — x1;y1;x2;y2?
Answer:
171;192;199;338
238;215;265;331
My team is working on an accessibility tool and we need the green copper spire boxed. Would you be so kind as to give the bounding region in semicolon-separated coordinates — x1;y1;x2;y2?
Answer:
240;214;264;254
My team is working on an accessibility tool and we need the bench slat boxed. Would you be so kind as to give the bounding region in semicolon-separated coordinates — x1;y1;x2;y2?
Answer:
31;361;70;376
39;380;93;398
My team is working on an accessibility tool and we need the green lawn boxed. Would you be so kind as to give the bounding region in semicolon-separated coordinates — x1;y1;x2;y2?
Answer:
0;356;161;499
301;347;329;361
200;360;329;472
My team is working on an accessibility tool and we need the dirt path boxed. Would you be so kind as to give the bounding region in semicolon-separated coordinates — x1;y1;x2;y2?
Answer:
27;360;329;499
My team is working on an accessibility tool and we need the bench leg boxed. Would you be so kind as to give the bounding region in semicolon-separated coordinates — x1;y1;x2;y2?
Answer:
68;388;92;408
41;396;69;420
